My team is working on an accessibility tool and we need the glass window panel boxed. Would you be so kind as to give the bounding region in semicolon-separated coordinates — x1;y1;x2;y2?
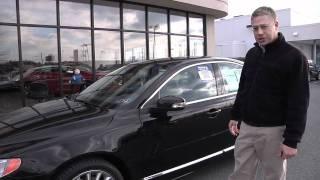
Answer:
0;26;19;90
60;0;90;27
189;14;203;36
21;27;58;103
0;26;20;111
171;35;186;57
149;33;168;59
123;4;145;31
124;32;146;63
148;7;167;33
61;29;92;95
0;26;18;63
190;37;204;57
218;63;243;93
20;0;56;25
94;0;120;29
21;27;58;64
95;30;121;72
170;11;186;34
160;64;217;102
61;29;91;64
0;0;16;23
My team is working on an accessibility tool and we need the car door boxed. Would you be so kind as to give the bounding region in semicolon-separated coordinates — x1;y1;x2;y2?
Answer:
139;62;235;172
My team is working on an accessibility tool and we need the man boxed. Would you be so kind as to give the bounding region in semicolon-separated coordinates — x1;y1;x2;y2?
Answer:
228;6;309;180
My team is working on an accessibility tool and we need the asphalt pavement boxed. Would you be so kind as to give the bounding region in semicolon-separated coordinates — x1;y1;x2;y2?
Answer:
180;80;320;180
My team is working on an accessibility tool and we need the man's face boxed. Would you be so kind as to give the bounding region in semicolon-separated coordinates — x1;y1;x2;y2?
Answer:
251;15;279;46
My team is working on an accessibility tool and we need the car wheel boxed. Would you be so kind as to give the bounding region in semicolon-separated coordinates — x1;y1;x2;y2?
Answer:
55;158;124;180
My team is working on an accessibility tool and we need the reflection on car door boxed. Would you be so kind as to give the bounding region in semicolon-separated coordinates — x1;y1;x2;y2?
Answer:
140;63;235;172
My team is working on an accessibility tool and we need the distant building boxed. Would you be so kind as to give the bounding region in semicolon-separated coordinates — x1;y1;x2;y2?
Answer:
215;9;320;64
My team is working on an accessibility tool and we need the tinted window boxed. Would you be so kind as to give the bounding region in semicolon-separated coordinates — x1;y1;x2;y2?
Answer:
218;63;242;93
160;64;217;102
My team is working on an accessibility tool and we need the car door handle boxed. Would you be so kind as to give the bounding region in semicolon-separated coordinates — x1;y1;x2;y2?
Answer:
207;109;221;119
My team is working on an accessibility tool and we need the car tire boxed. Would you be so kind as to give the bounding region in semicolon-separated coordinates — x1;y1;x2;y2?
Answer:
54;158;124;180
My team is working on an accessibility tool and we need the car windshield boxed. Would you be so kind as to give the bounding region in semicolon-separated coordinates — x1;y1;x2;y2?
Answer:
75;62;175;108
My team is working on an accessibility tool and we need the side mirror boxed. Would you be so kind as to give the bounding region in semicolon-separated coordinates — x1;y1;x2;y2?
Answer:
157;96;186;111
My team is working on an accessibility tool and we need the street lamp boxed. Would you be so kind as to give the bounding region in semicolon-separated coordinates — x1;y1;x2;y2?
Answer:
149;24;160;59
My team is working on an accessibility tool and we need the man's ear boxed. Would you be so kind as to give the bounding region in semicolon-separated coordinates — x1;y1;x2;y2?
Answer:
275;19;279;29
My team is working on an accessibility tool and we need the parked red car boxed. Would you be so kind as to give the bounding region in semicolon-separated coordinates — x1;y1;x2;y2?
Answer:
23;65;106;97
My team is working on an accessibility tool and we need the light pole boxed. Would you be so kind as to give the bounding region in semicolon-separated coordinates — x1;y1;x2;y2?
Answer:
148;24;159;59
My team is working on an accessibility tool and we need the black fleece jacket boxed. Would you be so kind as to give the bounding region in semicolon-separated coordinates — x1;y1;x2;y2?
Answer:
231;33;310;148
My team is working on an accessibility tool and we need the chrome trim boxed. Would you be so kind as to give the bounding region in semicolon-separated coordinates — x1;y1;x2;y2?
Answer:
143;145;235;180
185;92;236;105
140;59;242;109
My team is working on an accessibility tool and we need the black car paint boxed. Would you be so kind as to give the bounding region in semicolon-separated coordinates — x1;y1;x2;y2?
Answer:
0;58;240;180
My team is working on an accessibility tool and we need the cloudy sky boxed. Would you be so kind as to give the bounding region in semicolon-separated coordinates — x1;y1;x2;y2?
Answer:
226;0;320;24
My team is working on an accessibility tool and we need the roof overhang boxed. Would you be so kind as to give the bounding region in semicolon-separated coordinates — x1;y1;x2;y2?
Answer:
126;0;228;18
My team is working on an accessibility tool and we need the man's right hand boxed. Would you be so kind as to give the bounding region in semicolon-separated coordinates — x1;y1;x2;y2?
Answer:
228;120;239;136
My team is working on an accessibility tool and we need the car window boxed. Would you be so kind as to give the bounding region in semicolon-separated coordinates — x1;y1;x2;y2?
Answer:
160;64;217;102
218;63;242;93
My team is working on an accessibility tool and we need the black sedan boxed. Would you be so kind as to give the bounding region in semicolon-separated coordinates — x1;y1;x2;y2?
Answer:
0;57;243;180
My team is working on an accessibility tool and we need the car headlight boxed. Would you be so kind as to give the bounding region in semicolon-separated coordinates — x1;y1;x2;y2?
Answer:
0;158;21;178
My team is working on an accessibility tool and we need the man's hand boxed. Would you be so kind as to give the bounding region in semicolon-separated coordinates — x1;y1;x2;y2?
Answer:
228;120;239;136
280;144;298;159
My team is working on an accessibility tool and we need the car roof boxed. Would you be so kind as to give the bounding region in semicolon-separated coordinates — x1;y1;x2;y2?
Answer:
129;56;243;67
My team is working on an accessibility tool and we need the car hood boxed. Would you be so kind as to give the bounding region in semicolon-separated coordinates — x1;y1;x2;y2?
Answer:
0;98;104;137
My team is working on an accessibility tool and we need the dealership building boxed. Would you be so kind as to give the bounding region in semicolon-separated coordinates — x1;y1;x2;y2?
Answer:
0;0;228;111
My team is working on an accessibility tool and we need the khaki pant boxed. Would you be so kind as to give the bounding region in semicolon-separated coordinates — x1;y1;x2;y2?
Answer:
229;122;286;180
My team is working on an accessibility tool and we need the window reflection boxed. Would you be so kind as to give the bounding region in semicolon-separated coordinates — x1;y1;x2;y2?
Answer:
21;27;57;64
171;35;186;57
149;34;168;59
0;26;19;89
160;64;217;102
61;29;91;65
20;0;56;25
0;26;18;63
148;7;167;33
170;11;186;34
124;32;146;63
61;29;93;95
0;0;16;23
123;3;145;31
95;30;121;71
94;0;120;29
60;0;90;27
190;37;204;57
189;14;203;36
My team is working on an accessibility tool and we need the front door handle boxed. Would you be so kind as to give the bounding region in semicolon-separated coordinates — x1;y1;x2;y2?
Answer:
207;109;221;119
